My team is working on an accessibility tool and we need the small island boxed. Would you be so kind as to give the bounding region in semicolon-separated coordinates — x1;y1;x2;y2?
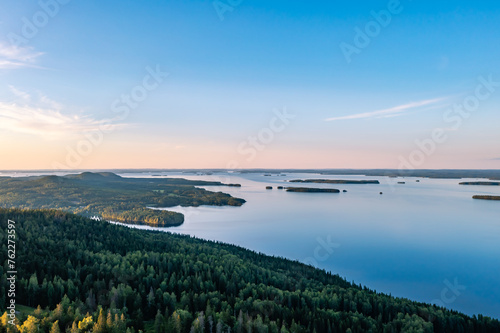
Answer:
286;187;340;193
460;182;500;186
473;195;500;201
289;179;379;184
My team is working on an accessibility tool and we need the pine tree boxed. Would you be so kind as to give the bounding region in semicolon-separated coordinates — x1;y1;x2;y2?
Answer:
279;324;289;333
33;305;43;319
93;309;107;333
154;310;165;333
50;320;61;333
106;311;113;329
171;311;182;333
117;313;127;332
69;321;79;333
27;274;39;306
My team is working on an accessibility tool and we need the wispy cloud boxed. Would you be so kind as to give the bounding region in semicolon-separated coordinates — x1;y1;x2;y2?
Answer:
9;85;31;101
325;96;449;122
0;42;43;69
0;88;124;139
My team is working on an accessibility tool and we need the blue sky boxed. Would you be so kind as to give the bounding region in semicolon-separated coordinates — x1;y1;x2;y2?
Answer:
1;0;499;169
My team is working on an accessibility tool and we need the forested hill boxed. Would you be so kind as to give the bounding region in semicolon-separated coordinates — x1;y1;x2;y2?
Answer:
1;209;499;332
0;173;245;227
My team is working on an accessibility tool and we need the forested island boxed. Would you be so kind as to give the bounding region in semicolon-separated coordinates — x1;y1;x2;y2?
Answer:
0;172;245;227
286;187;340;193
1;209;499;332
473;195;500;201
289;179;380;184
460;182;500;186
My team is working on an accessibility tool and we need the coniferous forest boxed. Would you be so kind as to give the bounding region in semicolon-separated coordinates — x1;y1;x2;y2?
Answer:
1;208;499;332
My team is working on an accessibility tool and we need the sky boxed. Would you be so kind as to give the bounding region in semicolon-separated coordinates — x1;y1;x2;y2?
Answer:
0;0;500;170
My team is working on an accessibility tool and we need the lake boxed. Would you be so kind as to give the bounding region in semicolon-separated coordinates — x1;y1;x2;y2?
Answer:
4;170;500;318
119;171;500;319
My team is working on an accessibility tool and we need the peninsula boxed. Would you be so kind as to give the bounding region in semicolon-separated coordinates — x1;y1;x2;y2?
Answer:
0;172;245;227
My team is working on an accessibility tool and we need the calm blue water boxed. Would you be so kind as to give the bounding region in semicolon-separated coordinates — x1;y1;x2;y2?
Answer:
119;171;500;319
3;171;500;318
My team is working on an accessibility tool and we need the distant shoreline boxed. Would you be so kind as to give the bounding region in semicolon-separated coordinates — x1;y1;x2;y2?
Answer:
2;169;500;180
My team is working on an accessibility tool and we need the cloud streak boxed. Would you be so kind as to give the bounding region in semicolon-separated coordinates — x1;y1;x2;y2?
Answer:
325;97;449;121
0;42;43;69
0;88;124;139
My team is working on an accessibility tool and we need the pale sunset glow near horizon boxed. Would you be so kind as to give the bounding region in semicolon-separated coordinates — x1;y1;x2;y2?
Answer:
1;1;500;170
